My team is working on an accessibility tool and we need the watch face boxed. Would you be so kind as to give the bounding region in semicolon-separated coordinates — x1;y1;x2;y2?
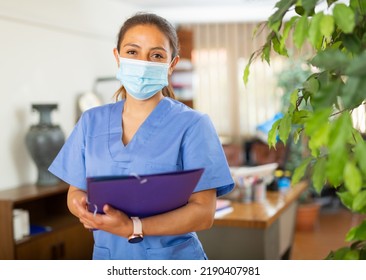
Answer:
128;235;143;244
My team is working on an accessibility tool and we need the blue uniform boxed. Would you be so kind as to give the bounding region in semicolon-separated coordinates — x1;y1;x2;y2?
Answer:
49;97;234;260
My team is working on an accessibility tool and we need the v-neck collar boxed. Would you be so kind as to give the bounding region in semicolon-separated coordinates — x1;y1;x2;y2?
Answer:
108;97;173;162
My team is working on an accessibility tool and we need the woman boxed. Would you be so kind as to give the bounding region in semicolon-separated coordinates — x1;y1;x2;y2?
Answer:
49;12;234;260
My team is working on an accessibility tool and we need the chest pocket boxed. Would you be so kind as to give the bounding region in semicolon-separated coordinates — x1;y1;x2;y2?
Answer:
145;162;181;174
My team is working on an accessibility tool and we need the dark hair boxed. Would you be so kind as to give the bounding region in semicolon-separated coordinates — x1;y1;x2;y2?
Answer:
114;12;179;100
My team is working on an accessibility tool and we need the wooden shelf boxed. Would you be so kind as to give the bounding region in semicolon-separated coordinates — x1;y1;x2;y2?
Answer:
0;182;94;260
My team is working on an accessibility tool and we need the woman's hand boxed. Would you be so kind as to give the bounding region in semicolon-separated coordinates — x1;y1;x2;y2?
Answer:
73;196;132;238
67;186;133;238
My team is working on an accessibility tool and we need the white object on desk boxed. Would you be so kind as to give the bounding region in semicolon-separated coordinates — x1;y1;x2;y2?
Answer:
230;163;278;178
230;163;278;203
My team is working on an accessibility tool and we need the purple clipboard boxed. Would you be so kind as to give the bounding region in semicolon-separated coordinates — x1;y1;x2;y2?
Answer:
86;168;204;218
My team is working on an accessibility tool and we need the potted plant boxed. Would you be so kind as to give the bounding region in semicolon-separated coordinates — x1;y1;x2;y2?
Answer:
245;0;366;259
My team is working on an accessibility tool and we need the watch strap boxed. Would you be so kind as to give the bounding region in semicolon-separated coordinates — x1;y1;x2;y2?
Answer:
131;217;143;235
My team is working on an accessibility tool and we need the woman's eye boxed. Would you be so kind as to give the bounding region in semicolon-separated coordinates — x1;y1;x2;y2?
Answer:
152;53;164;59
126;50;137;55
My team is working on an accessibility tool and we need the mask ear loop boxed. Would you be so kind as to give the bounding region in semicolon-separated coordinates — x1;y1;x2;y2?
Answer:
130;173;148;184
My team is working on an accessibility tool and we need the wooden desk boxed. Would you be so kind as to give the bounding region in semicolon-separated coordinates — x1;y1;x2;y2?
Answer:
197;181;307;260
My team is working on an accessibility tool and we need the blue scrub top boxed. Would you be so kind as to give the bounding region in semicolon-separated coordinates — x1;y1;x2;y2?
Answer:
49;97;234;260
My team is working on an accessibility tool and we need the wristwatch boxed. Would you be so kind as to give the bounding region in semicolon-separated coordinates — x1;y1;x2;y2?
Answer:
128;217;144;243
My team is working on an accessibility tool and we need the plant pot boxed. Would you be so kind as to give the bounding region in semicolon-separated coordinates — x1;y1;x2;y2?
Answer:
295;203;320;231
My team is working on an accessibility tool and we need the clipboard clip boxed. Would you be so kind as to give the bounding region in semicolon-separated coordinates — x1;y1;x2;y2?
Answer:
86;198;98;216
130;173;148;184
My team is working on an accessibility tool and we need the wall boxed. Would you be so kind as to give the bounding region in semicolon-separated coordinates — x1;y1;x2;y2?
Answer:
0;0;137;190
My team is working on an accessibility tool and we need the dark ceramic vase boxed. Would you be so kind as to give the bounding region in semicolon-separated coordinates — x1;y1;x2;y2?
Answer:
25;104;65;186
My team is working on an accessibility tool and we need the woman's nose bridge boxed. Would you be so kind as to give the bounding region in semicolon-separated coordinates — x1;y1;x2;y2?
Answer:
137;50;153;62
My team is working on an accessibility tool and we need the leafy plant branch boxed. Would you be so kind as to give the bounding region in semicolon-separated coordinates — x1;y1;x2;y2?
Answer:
244;0;366;259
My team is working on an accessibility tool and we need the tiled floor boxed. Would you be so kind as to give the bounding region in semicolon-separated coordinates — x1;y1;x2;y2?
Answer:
290;205;365;260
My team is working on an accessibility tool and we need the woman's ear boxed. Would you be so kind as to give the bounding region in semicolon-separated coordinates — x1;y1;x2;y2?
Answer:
113;48;120;67
168;56;180;75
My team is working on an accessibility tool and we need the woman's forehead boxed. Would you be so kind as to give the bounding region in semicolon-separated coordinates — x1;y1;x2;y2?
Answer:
121;24;170;50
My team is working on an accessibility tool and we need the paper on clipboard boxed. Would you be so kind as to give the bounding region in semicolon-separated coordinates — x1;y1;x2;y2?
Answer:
86;168;204;218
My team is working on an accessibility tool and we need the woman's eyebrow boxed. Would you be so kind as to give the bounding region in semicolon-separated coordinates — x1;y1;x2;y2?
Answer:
122;44;167;53
122;43;141;48
150;46;168;53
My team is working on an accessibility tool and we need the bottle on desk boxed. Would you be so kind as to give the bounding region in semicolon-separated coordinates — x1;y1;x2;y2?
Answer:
276;170;291;194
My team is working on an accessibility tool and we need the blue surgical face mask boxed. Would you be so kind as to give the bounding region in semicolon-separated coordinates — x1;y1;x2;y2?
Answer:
116;57;170;100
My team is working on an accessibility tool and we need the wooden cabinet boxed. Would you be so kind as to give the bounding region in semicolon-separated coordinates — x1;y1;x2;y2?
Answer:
0;183;94;260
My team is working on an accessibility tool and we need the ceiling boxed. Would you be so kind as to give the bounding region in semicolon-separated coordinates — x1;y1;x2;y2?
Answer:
121;0;279;8
117;0;281;23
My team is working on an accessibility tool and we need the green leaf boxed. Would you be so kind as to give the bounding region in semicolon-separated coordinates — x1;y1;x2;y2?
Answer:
243;53;255;85
292;110;311;125
294;16;309;49
350;0;366;15
303;75;319;94
301;0;318;15
355;141;366;177
308;123;330;157
278;114;292;144
346;220;366;242
308;12;324;50
345;51;366;76
310;49;350;72
268;0;297;31
340;77;359;107
333;3;356;34
304;108;332;136
268;119;281;148
342;34;362;54
352;191;366;212
326;0;337;6
329;113;353;152
328;247;351;260
243;63;250;85
289;89;298;108
291;157;312;185
295;5;305;16
312;157;327;193
261;44;271;64
320;15;334;38
344;161;362;196
326;148;347;187
344;250;360;260
272;34;288;56
311;79;342;109
280;16;299;50
360;249;366;260
337;191;354;210
293;127;301;144
351;129;365;145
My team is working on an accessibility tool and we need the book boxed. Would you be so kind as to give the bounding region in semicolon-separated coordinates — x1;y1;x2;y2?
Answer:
87;168;204;218
214;199;233;218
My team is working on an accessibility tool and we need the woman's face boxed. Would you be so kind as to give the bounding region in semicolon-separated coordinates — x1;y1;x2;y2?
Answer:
115;24;173;64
